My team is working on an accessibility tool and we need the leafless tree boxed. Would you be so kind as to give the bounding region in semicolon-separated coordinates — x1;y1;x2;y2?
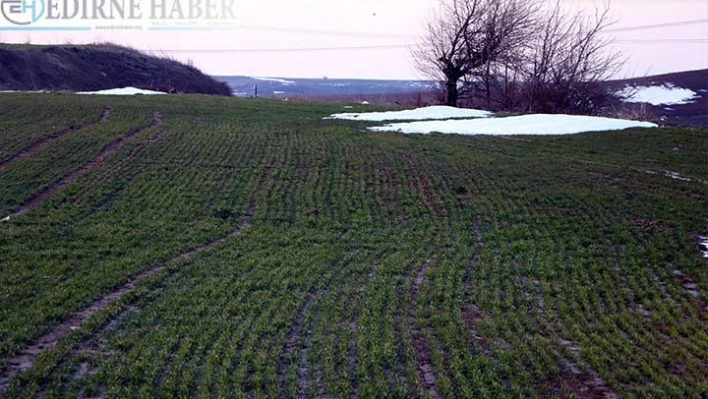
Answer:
413;0;539;107
415;0;624;114
519;1;625;114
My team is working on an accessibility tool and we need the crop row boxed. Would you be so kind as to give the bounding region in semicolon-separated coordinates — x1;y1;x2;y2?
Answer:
0;94;705;398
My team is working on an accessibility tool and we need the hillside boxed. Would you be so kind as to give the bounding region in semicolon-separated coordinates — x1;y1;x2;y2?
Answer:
0;43;231;96
0;93;706;398
215;70;708;128
608;69;708;128
214;75;437;101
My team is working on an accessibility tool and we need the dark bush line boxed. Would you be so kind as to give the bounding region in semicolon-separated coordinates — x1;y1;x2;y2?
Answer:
0;43;231;96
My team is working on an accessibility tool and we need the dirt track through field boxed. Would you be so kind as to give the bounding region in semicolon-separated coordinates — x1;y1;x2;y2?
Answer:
347;264;382;399
5;111;160;220
530;279;619;399
277;295;314;399
404;151;444;220
0;214;252;397
0;107;111;174
0;144;269;396
0;155;278;397
408;259;441;399
276;248;387;399
462;215;488;347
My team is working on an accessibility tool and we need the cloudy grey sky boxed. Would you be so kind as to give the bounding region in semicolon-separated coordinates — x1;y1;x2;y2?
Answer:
2;0;707;79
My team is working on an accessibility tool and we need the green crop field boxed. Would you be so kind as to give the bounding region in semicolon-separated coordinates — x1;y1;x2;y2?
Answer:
0;93;706;399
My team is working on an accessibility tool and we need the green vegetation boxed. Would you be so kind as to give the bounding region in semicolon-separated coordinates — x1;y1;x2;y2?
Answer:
0;93;706;399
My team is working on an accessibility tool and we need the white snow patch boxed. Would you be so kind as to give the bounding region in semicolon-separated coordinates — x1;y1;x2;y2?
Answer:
664;171;692;182
77;87;167;96
273;91;286;95
326;105;493;122
369;114;657;136
699;236;708;259
360;101;370;105
619;84;699;106
343;106;354;109
1;216;10;222
251;77;296;85
409;82;434;89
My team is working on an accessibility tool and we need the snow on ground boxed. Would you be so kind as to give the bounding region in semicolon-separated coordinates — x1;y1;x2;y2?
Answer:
77;87;167;96
251;77;296;85
664;171;692;182
618;84;699;106
326;105;493;122
699;236;708;259
369;114;657;135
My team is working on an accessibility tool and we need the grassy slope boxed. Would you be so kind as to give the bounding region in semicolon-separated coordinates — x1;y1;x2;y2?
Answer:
0;93;706;398
607;69;708;129
0;44;231;95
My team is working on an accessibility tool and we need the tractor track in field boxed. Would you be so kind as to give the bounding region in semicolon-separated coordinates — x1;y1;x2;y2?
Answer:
276;249;386;399
346;263;383;399
3;111;161;221
0;212;253;397
404;151;444;220
276;271;340;399
0;107;111;174
256;158;277;194
529;279;619;399
84;127;168;216
408;259;441;399
311;251;392;399
672;269;707;311
277;294;314;399
607;242;655;318
462;214;489;348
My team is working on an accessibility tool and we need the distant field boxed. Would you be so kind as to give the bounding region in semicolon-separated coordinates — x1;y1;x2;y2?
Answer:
0;94;706;399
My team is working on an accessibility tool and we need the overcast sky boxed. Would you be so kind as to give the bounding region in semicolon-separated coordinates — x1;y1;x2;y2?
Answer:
2;0;707;79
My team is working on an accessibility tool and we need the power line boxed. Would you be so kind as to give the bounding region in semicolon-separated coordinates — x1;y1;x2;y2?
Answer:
615;39;708;44
133;19;707;54
140;38;708;53
239;19;707;39
240;25;417;39
139;44;414;53
604;19;708;33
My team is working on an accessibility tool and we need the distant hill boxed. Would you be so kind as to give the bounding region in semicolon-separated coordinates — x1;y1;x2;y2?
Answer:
608;69;708;128
214;75;437;98
215;71;708;128
0;43;231;96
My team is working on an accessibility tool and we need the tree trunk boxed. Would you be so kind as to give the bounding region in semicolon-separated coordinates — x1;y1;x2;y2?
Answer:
445;79;459;107
485;62;492;107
